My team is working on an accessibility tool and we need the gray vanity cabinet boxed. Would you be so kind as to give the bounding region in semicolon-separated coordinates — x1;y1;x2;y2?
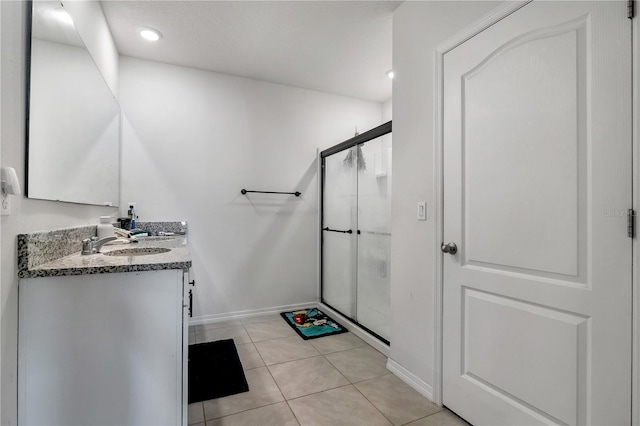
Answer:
18;269;189;426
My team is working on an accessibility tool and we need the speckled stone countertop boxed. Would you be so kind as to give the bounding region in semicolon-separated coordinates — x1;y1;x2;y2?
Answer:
18;226;192;279
20;236;191;278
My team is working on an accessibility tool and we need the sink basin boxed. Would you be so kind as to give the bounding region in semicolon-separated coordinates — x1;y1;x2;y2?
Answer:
103;247;171;257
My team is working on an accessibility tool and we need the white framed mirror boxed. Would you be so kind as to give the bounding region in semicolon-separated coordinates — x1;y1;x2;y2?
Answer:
26;0;120;207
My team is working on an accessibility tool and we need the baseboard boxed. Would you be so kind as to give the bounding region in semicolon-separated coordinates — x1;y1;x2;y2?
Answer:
189;301;318;326
317;303;390;357
386;358;435;403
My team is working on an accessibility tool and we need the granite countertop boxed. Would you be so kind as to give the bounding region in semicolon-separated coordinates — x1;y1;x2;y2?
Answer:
20;235;192;278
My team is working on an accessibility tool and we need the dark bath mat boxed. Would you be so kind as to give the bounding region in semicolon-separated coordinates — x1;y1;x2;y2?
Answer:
281;308;348;340
188;339;249;403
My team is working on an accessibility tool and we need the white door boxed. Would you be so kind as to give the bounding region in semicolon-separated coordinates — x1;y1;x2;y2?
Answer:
442;2;632;425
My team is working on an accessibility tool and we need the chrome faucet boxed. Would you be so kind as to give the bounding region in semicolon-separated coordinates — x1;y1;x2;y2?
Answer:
81;236;117;255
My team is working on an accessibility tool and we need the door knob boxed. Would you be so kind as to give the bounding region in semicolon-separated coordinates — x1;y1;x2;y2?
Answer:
441;242;458;255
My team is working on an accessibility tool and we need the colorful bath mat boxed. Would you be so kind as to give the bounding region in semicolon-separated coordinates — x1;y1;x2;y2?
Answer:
281;308;348;340
188;339;249;403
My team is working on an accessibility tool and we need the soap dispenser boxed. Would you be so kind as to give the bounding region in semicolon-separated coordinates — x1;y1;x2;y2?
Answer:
128;203;137;230
97;216;115;239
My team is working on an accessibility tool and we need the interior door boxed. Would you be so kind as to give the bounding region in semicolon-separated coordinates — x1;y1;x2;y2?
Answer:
442;2;632;425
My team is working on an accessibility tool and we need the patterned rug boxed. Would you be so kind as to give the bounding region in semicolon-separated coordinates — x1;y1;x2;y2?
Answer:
281;308;348;340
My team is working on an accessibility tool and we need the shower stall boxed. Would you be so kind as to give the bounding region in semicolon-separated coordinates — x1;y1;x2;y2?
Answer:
320;122;392;344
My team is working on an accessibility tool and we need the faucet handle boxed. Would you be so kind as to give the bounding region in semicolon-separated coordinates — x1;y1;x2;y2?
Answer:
81;238;96;255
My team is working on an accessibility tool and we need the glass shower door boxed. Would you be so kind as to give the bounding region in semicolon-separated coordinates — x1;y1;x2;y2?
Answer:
356;135;392;341
321;147;358;318
321;122;392;344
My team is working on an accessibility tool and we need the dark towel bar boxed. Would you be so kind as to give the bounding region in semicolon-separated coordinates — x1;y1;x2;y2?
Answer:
241;189;301;197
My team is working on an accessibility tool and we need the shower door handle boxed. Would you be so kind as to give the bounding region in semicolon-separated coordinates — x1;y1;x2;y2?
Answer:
441;242;458;255
323;227;353;234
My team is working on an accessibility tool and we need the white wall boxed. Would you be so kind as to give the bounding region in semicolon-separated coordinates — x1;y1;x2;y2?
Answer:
119;56;384;320
382;99;392;122
389;0;500;394
28;39;120;205
0;1;118;424
62;0;118;96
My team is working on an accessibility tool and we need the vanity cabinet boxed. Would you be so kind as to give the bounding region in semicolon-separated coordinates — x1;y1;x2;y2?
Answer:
18;269;189;426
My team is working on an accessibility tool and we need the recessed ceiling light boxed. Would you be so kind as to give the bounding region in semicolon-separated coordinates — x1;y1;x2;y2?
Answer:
386;70;395;80
140;28;162;42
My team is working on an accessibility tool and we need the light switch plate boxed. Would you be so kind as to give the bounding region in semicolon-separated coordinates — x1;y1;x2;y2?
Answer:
417;201;426;221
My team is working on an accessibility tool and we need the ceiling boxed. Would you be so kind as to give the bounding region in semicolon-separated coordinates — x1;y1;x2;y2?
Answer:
100;1;400;103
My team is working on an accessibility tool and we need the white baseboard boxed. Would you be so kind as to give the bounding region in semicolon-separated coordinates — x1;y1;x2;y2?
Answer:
189;301;317;326
317;303;390;357
386;358;435;403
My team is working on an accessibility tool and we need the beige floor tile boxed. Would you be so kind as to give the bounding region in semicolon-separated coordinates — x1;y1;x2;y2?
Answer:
268;356;349;399
191;319;243;333
254;336;319;365
288;385;392;426
203;367;284;420
355;374;441;425
406;409;470;426
195;326;251;345
325;346;389;383
245;320;297;342
240;313;284;325
207;402;299;426
236;343;265;370
188;402;204;425
308;332;367;354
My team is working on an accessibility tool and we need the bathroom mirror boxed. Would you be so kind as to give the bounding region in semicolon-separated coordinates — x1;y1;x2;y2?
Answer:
27;0;120;206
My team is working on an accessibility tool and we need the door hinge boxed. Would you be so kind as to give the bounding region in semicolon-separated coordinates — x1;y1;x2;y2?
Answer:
629;0;634;19
628;209;636;238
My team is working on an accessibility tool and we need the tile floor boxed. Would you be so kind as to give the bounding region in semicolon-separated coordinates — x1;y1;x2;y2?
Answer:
188;314;469;426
